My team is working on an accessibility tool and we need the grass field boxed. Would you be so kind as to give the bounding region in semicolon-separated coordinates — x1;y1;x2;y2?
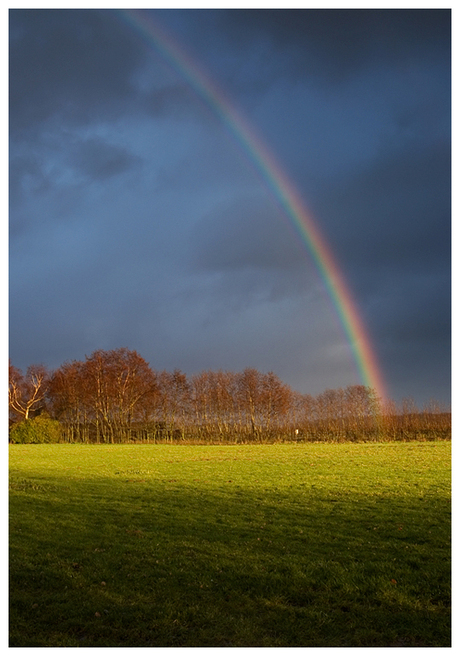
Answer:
9;442;451;647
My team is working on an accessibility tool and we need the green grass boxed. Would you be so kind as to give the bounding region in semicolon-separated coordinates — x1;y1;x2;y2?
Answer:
9;442;451;647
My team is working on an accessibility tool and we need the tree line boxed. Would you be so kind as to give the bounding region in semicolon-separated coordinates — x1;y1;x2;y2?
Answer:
9;347;451;443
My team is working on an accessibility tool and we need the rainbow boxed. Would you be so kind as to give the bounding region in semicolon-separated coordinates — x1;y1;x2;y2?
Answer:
116;9;388;405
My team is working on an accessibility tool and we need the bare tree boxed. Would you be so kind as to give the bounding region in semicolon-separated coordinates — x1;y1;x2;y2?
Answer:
9;362;49;421
259;371;292;437
344;385;379;439
236;368;262;439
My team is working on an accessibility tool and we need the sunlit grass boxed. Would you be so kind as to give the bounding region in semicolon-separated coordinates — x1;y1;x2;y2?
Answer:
9;442;451;646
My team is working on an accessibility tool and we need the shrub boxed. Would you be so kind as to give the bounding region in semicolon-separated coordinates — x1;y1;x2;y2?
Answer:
9;415;62;444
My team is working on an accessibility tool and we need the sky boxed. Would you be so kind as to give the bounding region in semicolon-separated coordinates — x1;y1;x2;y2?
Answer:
8;5;451;407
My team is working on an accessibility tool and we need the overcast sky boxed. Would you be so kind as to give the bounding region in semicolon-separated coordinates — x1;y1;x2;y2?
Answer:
9;7;451;407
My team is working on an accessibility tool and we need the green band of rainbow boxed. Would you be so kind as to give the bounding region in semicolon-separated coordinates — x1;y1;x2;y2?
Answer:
118;9;388;405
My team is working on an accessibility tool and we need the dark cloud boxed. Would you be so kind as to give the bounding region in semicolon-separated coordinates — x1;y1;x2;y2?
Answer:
9;9;144;133
309;136;451;403
70;137;142;181
141;83;200;119
315;141;451;285
387;276;450;346
192;195;305;273
9;152;51;206
217;9;451;81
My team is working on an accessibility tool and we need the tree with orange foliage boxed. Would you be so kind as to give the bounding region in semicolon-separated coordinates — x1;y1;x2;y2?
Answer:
48;360;89;442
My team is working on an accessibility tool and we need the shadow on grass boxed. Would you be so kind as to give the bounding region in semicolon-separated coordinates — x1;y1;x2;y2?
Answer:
9;476;451;647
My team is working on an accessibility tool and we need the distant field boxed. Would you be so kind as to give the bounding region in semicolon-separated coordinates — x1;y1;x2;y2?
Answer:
9;442;451;647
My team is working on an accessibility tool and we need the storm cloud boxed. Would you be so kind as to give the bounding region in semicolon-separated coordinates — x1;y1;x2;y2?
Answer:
9;8;451;406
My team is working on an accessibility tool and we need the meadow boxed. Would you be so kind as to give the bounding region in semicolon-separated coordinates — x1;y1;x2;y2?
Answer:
9;442;451;647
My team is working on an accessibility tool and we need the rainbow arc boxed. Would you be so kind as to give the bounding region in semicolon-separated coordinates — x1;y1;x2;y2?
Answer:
117;9;388;405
